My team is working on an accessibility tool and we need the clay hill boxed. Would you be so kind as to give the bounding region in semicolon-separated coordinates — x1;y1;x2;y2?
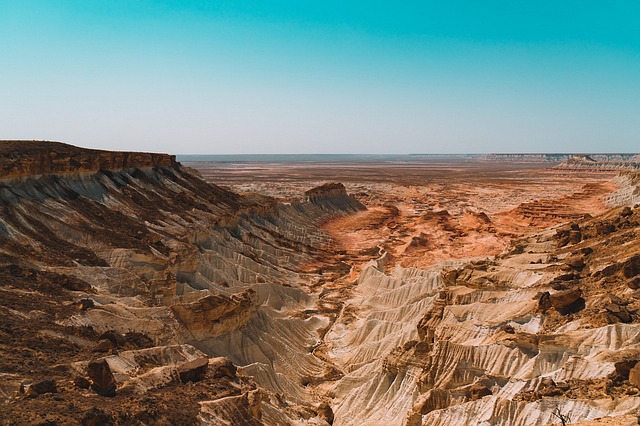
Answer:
1;141;640;425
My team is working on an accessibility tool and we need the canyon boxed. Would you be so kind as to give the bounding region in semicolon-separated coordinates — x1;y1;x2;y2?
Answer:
1;142;640;425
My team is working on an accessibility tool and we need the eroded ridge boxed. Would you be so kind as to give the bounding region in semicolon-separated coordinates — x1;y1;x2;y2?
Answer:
0;142;362;424
1;142;639;426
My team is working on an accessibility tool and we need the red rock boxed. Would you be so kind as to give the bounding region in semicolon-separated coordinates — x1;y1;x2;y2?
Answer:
550;288;582;310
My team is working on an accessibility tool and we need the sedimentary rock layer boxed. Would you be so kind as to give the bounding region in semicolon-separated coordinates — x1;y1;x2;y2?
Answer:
1;141;639;425
0;140;175;179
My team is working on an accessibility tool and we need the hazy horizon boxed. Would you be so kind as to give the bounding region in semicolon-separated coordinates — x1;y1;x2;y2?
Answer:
2;2;639;154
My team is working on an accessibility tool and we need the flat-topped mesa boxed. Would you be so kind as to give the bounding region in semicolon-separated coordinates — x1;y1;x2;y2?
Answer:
483;153;573;163
0;140;176;179
556;154;640;171
483;153;639;164
304;182;366;212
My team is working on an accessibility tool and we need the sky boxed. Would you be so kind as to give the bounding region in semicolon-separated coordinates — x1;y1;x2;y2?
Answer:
1;1;639;154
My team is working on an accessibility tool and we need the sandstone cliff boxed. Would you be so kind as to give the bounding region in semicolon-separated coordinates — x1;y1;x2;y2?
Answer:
0;141;176;179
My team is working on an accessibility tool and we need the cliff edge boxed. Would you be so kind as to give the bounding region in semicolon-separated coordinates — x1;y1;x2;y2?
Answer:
0;140;176;179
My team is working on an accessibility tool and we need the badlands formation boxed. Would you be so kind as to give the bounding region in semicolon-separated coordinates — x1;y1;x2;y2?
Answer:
1;142;640;426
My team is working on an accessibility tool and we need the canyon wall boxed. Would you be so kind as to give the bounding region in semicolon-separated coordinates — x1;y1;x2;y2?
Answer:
1;141;639;425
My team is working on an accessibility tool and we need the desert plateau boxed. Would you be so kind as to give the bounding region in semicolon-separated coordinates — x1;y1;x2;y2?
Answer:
0;142;639;425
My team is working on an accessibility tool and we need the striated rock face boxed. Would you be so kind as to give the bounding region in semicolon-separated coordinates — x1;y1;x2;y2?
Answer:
305;182;366;212
607;171;640;206
0;140;175;179
2;141;640;425
170;290;258;340
484;153;639;164
556;155;640;172
0;142;366;424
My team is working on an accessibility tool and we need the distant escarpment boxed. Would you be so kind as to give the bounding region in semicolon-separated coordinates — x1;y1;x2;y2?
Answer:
555;154;640;172
483;153;640;164
0;140;176;179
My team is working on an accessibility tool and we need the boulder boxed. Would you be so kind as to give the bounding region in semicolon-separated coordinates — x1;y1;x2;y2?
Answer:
87;359;116;397
608;294;628;305
500;324;516;334
613;360;638;380
550;288;582;311
621;206;633;217
623;255;640;278
568;230;582;244
178;357;209;383
628;276;640;290
79;298;94;310
210;357;237;379
605;303;632;323
596;223;617;236
564;256;585;270
27;380;57;397
536;291;552;312
580;247;593;256
60;276;92;292
124;332;154;349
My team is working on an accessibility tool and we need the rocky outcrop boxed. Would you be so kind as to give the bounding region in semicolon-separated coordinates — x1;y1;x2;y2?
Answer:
0;142;367;424
607;171;640;206
305;182;366;212
0;140;176;179
171;290;257;340
177;357;209;383
87;359;117;397
2;142;639;425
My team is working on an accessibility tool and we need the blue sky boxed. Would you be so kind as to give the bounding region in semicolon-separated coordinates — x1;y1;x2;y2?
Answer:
1;1;639;154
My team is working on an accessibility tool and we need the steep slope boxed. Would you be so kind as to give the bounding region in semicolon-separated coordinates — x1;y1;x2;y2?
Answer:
0;141;363;425
339;206;640;425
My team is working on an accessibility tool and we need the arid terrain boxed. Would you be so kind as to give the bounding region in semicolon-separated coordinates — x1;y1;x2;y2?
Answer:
1;142;640;425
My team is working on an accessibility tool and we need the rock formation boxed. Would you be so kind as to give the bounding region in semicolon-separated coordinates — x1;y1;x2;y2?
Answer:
1;141;639;425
